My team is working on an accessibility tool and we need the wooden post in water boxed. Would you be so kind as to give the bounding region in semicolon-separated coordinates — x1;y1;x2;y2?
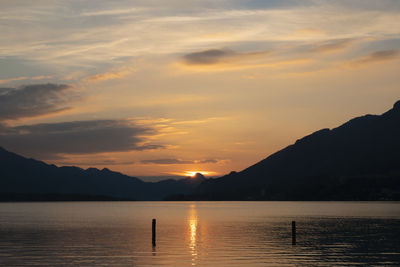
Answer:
152;218;156;246
292;221;296;245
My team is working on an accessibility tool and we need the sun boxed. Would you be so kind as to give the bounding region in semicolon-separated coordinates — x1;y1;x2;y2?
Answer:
184;171;211;177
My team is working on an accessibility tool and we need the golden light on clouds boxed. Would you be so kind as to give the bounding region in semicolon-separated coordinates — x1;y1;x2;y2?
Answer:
85;66;136;82
0;1;399;179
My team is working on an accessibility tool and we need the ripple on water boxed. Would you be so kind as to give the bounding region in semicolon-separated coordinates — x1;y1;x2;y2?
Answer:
0;201;400;266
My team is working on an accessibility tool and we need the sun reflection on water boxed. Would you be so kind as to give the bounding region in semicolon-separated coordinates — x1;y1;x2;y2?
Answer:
188;204;198;266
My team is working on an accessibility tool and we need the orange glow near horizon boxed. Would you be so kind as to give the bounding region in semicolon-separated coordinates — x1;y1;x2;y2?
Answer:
184;171;212;177
1;1;399;179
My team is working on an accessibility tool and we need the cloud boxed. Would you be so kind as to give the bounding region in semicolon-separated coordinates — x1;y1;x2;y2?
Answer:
178;49;310;73
350;50;399;66
60;159;135;166
180;48;275;72
198;159;218;164
85;66;135;82
2;1;400;72
0;119;163;159
183;49;236;65
141;158;193;165
80;8;143;17
0;76;28;85
0;83;77;121
182;48;271;66
172;117;226;125
0;75;54;85
308;39;354;53
141;158;220;165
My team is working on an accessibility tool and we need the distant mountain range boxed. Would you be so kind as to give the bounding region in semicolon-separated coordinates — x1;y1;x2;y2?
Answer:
1;100;400;201
189;100;400;200
0;147;205;200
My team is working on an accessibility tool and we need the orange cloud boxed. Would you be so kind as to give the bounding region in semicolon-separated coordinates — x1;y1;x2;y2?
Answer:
182;48;271;66
349;50;399;67
85;66;135;82
308;39;354;53
175;57;311;73
0;75;54;85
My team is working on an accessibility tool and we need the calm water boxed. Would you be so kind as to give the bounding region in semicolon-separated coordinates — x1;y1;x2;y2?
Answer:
0;202;399;266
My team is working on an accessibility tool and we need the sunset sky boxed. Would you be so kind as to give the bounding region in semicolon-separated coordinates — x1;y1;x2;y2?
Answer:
0;0;399;180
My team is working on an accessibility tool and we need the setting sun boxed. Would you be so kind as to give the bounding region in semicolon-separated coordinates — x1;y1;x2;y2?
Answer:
184;171;212;177
1;1;400;266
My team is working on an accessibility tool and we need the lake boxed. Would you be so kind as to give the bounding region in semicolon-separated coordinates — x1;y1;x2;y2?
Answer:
0;201;399;266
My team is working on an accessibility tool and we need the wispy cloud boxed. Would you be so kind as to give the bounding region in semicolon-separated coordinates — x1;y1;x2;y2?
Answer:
1;1;399;73
198;159;218;164
0;119;164;159
60;159;135;166
307;39;355;53
177;48;310;72
0;83;77;121
85;66;136;82
80;8;143;17
141;158;220;165
141;158;193;165
184;49;236;65
350;50;399;66
183;48;270;66
0;75;54;85
172;117;227;125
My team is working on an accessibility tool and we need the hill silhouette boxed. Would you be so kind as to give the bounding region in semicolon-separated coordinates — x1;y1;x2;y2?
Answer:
2;101;400;201
0;147;204;201
188;100;400;200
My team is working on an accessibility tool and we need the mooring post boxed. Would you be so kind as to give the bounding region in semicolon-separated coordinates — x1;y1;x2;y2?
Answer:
292;220;296;245
152;218;156;246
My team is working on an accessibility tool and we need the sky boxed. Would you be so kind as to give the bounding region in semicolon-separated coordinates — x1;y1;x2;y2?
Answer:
0;0;399;180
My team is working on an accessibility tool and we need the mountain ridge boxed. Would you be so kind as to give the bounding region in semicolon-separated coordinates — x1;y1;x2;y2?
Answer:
0;147;204;200
192;100;400;200
1;100;400;201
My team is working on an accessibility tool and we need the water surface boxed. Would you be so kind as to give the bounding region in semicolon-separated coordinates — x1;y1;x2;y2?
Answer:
0;201;399;266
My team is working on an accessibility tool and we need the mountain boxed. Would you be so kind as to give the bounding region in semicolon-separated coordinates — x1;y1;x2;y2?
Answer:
0;147;204;201
192;100;400;200
2;101;400;201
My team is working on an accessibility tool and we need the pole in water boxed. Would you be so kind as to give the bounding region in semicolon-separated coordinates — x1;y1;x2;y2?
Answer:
152;218;156;246
292;220;296;245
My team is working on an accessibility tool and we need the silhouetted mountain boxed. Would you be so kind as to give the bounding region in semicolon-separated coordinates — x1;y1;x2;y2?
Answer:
164;173;206;200
190;100;400;200
0;147;205;201
3;101;400;201
191;172;206;180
